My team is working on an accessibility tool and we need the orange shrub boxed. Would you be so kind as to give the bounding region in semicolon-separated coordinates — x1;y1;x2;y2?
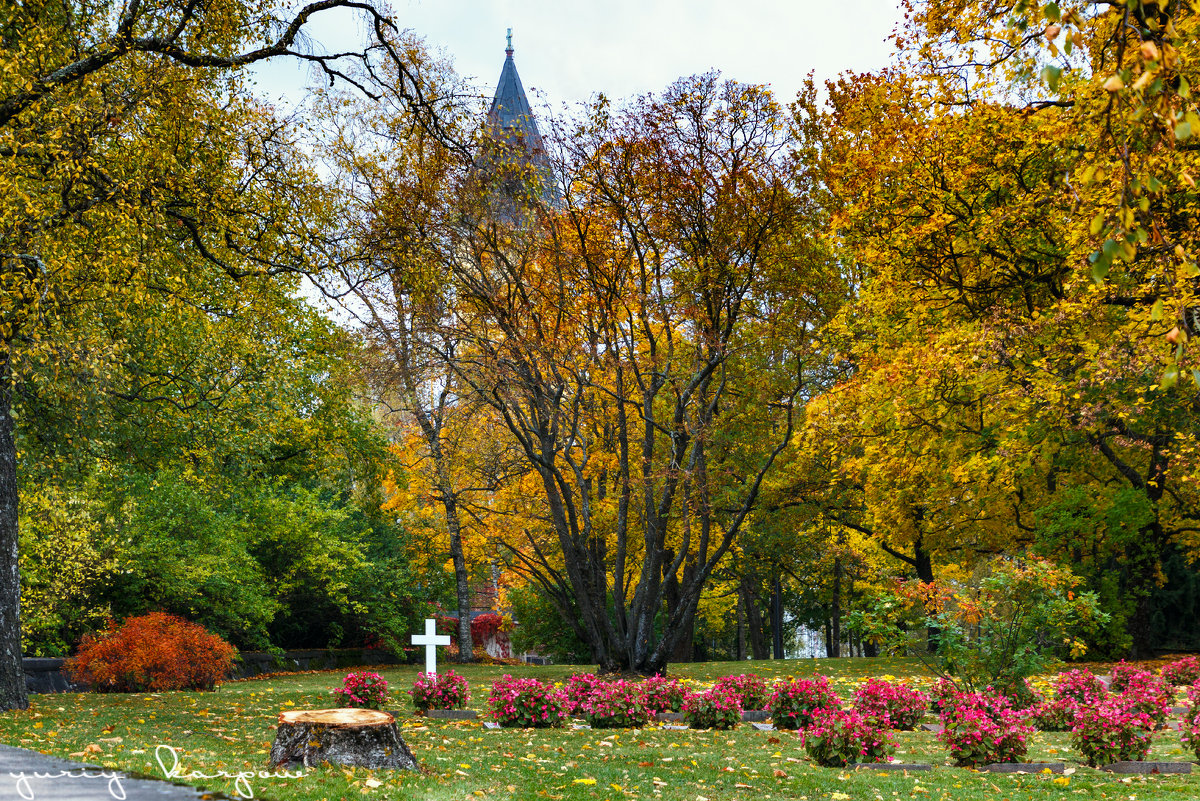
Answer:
65;612;237;692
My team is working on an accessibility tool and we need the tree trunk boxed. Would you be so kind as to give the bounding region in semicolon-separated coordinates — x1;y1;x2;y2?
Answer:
743;581;768;660
269;709;416;770
830;558;841;658
0;348;27;711
443;496;474;663
771;575;784;659
912;539;939;653
735;591;746;660
1127;522;1167;659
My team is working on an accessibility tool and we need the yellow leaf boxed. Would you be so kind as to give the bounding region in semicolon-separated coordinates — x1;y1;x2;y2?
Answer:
572;777;597;785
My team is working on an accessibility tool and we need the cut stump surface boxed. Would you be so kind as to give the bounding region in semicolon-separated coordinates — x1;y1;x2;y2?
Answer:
269;708;417;770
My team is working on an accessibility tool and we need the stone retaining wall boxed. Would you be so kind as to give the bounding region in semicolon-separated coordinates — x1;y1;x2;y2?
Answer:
23;648;409;694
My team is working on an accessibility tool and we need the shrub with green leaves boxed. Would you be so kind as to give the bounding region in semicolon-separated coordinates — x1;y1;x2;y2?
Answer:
849;558;1107;698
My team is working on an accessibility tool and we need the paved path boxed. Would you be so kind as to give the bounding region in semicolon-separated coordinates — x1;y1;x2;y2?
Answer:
0;745;224;801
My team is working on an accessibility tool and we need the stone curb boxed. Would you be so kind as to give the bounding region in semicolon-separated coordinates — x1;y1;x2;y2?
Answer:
1101;761;1192;774
980;763;1065;774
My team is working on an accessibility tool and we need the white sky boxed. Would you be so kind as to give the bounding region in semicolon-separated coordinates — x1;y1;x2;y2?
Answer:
251;0;905;114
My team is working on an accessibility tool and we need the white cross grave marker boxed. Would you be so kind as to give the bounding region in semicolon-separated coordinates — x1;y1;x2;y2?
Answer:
411;618;452;675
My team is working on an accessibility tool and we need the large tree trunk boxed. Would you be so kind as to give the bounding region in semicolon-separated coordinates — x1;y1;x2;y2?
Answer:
742;580;768;660
443;495;474;662
1127;522;1167;659
0;348;27;710
664;556;696;663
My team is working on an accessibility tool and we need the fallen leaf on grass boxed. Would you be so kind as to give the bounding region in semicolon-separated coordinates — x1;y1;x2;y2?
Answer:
735;783;753;789
773;769;788;778
364;778;382;788
767;737;781;744
639;761;654;767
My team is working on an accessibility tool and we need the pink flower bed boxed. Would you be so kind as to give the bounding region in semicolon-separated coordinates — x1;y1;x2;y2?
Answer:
410;670;469;711
580;679;650;728
1161;656;1200;687
714;673;771;710
1071;697;1155;766
768;676;841;730
486;675;568;728
1053;669;1107;704
682;688;742;730
852;678;929;730
802;708;895;767
640;675;686;713
563;673;608;715
333;671;389;710
937;691;1034;767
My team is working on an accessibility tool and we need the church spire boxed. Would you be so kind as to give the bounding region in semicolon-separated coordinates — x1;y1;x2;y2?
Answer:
486;28;545;155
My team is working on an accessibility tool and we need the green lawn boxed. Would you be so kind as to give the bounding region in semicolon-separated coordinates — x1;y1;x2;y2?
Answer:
0;658;1196;801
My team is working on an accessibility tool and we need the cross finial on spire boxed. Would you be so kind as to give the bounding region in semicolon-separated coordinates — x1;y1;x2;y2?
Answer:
506;28;513;56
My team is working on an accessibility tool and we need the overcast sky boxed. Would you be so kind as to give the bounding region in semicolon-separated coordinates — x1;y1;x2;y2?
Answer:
252;0;905;114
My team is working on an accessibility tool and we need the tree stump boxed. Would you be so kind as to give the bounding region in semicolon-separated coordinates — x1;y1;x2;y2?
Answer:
268;709;418;770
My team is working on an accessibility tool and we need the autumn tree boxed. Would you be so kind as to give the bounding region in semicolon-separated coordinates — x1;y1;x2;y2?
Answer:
791;0;1200;656
448;75;841;674
0;0;449;709
310;34;509;660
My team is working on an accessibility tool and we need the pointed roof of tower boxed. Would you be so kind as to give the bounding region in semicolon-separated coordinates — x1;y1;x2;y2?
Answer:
486;29;546;155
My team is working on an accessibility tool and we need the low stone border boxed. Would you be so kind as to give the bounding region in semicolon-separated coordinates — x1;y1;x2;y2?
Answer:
654;711;771;723
920;723;944;733
1101;761;1192;774
856;763;933;772
425;709;478;720
980;763;1065;774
